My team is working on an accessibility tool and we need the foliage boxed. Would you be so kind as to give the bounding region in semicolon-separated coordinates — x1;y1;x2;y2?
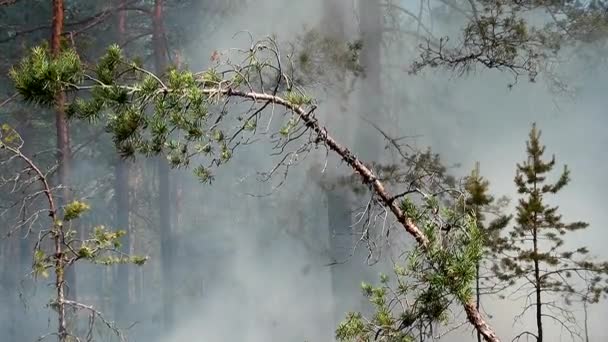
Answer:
460;163;511;342
336;194;483;341
461;163;511;260
10;46;83;106
411;0;608;85
9;38;324;186
5;33;509;340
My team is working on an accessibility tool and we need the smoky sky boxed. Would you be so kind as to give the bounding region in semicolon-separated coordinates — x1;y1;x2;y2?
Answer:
178;1;608;341
2;0;607;341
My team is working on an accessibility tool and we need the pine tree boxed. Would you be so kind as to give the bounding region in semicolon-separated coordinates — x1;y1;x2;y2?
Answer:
462;163;511;342
494;123;608;342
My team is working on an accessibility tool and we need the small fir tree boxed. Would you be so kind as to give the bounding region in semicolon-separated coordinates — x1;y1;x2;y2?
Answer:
494;123;608;342
461;162;511;342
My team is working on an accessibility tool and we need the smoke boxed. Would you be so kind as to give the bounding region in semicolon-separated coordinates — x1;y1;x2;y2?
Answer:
2;0;607;341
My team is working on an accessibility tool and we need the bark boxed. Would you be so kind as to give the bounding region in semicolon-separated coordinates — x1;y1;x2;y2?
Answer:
583;296;589;342
531;181;543;342
153;0;175;330
114;0;132;324
476;261;482;342
533;226;543;342
51;0;76;305
211;88;500;342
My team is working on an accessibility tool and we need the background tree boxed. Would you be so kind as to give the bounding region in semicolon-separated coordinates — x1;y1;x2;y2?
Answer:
0;123;146;341
461;163;511;342
493;123;608;342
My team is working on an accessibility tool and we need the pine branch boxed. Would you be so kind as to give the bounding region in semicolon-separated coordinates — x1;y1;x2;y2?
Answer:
210;86;501;342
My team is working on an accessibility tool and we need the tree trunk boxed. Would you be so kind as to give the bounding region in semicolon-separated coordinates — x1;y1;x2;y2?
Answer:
51;0;76;306
476;261;482;342
533;227;543;342
153;0;175;331
583;296;589;342
531;180;543;342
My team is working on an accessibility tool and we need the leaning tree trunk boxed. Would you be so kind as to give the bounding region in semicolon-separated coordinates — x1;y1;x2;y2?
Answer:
152;0;175;331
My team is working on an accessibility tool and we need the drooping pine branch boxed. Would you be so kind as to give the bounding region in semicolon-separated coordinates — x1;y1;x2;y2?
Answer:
10;39;502;342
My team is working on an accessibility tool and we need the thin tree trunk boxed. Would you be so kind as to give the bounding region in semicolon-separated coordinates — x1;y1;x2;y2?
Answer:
54;219;68;342
533;228;543;342
152;0;174;330
476;261;482;342
532;182;543;342
51;0;76;307
583;299;589;342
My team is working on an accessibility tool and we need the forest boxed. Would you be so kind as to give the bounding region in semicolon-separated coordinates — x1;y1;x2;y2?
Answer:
1;0;608;341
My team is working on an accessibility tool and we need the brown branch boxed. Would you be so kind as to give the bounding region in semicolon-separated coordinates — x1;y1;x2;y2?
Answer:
1;139;56;217
211;88;501;342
